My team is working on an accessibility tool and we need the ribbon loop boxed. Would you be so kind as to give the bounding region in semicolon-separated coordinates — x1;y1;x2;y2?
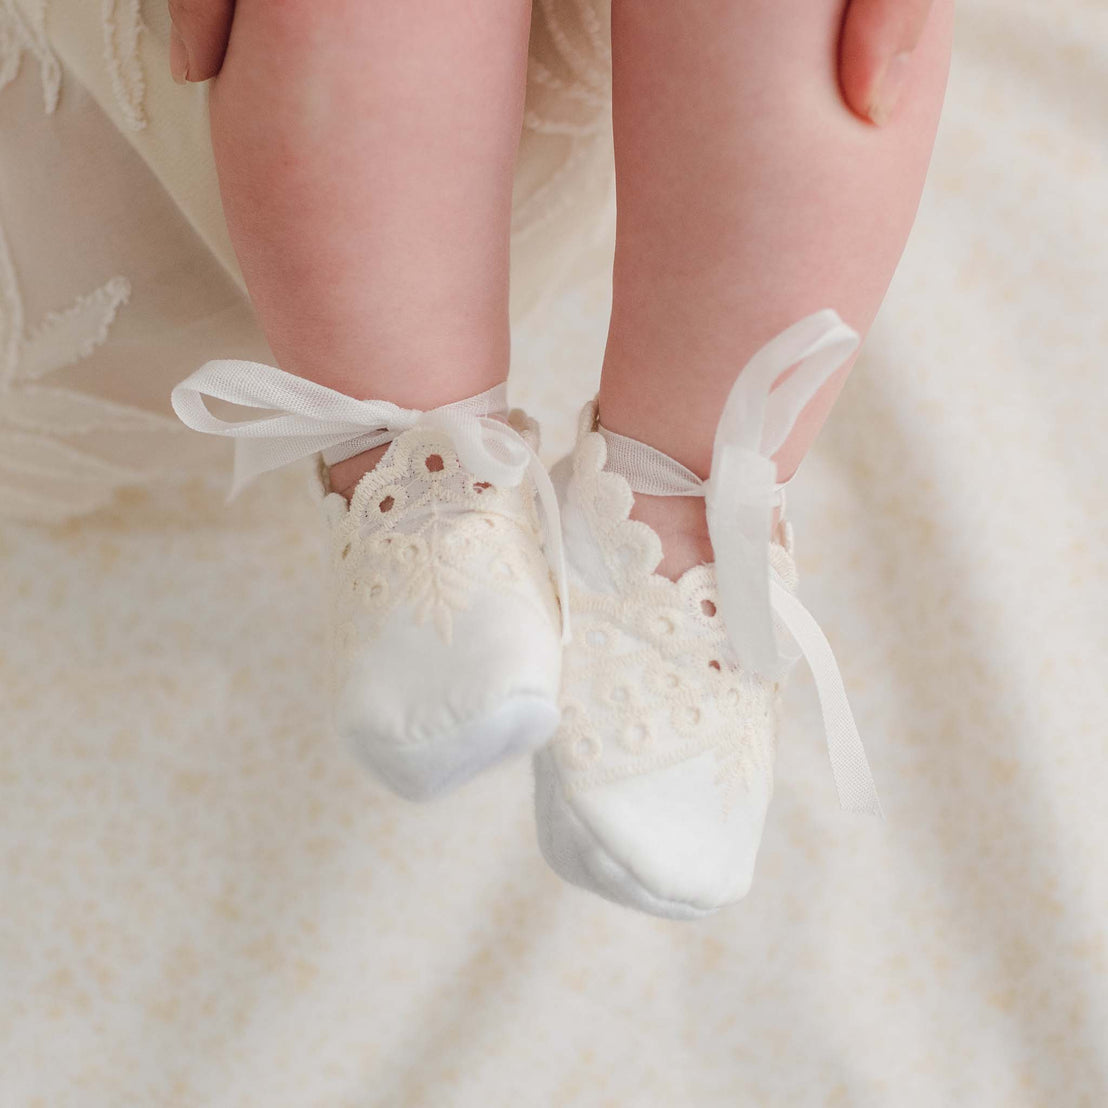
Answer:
770;580;883;817
171;361;571;642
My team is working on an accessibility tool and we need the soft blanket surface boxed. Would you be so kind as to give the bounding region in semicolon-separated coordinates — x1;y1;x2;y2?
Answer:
2;0;1107;1104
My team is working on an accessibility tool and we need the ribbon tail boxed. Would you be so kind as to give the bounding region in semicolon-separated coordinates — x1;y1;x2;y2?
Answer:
770;579;884;818
225;430;401;500
527;453;572;645
227;438;301;501
173;384;345;500
707;449;780;674
172;360;409;497
713;509;780;675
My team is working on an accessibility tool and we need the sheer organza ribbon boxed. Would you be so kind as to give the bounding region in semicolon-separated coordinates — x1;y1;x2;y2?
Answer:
171;364;571;643
599;310;882;816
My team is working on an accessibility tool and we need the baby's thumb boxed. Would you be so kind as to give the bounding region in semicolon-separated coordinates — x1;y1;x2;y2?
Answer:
168;0;236;83
839;0;935;126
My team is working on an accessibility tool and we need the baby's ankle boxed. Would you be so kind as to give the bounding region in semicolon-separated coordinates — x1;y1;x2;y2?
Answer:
329;443;391;501
629;494;786;581
629;494;712;581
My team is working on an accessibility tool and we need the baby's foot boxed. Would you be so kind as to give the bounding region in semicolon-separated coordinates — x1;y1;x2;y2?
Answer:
327;443;391;501
630;494;788;581
627;494;712;581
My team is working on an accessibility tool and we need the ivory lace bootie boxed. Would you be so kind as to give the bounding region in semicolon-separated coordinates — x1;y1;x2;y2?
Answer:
534;311;882;919
172;367;567;801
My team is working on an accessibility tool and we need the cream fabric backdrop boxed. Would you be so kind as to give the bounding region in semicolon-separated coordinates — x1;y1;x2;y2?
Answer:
2;0;1107;1105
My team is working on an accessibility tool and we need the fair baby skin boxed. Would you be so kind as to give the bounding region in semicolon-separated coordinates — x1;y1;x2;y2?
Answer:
169;0;952;571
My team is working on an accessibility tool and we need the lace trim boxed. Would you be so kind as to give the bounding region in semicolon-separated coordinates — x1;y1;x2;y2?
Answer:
557;596;780;811
570;399;798;599
577;310;881;816
554;404;791;808
324;424;557;668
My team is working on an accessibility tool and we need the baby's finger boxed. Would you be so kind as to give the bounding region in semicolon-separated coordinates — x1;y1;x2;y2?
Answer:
839;0;935;126
168;0;235;83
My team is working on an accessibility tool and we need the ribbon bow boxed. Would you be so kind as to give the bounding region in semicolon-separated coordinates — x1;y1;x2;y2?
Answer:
599;310;882;816
171;361;571;643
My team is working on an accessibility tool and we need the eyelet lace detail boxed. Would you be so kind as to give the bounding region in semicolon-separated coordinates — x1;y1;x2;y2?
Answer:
554;404;793;812
324;420;559;675
558;581;781;812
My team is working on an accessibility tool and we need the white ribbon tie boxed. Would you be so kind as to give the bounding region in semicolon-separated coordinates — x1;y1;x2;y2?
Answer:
599;310;882;816
171;362;571;643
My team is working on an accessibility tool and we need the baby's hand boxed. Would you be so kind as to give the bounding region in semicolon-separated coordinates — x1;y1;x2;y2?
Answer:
166;0;935;128
839;0;936;126
168;0;234;83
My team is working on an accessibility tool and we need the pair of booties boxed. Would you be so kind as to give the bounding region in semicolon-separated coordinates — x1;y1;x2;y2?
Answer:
172;311;881;920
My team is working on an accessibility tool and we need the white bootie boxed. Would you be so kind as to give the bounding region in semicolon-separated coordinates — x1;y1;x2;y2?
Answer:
172;367;567;801
534;311;882;919
318;413;563;798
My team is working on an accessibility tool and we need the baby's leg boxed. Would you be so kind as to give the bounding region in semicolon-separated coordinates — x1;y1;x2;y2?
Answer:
599;0;954;576
207;0;532;494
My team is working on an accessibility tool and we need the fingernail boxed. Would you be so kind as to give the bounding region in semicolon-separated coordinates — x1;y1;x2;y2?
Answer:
868;50;911;126
169;25;190;84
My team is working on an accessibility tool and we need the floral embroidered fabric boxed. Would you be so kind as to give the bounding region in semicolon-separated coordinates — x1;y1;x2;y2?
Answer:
320;419;560;683
552;403;798;811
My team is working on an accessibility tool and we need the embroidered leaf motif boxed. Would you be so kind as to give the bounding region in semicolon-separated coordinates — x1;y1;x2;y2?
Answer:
0;213;22;383
0;0;61;114
101;0;146;131
0;225;181;519
19;277;131;382
327;434;554;681
713;721;767;816
403;526;473;646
